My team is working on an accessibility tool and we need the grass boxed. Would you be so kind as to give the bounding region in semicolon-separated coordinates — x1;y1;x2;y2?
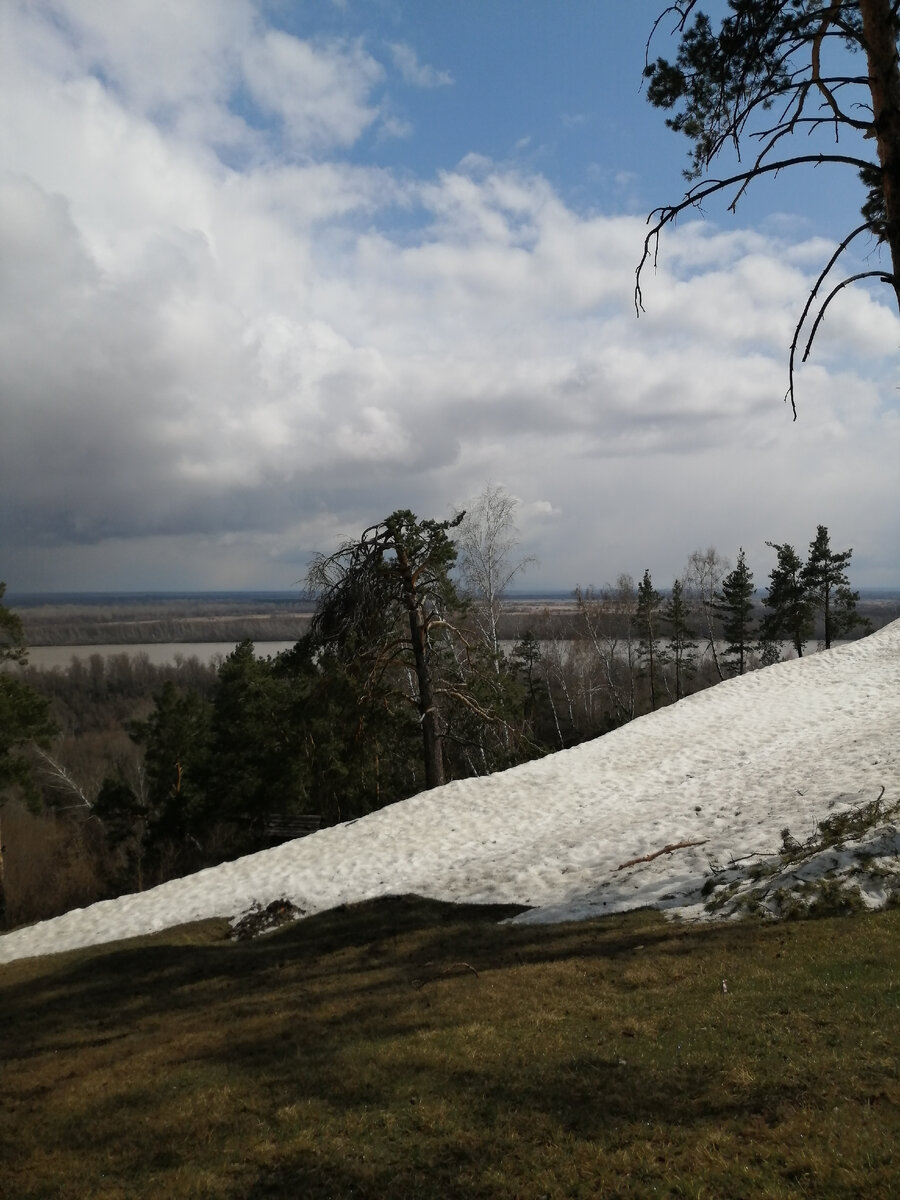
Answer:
2;898;900;1198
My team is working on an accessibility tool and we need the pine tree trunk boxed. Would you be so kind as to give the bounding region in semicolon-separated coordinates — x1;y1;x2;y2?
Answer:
407;604;444;789
395;539;444;790
860;0;900;311
0;811;6;929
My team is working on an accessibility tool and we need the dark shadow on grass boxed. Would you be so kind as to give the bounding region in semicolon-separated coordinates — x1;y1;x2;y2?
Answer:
0;897;527;1058
0;893;783;1064
4;896;898;1200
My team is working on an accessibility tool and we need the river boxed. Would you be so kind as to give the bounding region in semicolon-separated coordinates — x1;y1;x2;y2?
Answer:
22;635;854;672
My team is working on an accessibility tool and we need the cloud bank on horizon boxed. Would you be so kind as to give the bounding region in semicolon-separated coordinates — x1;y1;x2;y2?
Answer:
2;0;899;593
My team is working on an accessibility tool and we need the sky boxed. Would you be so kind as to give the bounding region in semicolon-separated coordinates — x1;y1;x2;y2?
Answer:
2;0;899;594
2;617;898;964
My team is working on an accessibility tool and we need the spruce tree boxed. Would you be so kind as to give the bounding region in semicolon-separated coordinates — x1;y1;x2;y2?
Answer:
714;549;755;675
0;582;56;801
633;569;664;710
205;640;316;834
663;578;698;700
761;542;814;657
803;525;867;648
123;681;214;883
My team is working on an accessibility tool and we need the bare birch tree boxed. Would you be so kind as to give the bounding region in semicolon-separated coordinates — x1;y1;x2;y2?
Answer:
575;574;639;726
683;547;730;682
456;484;535;663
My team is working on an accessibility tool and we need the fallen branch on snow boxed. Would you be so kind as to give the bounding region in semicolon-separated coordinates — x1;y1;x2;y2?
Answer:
617;840;707;871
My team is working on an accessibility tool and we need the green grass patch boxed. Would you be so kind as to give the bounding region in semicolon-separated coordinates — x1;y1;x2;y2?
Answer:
2;898;900;1197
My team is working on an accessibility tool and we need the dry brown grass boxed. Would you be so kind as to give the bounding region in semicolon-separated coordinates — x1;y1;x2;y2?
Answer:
2;896;899;1198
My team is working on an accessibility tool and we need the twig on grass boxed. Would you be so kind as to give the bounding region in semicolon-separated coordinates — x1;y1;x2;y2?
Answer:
411;961;479;989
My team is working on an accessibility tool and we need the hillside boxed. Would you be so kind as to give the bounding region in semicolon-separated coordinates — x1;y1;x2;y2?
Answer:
2;619;898;966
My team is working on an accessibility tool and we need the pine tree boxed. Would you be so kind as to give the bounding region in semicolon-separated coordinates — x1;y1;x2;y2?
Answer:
803;525;868;648
127;681;213;877
714;549;755;675
0;583;58;926
663;578;698;700
308;509;464;790
633;569;664;710
640;1;900;414
0;582;56;801
761;542;814;657
205;640;316;834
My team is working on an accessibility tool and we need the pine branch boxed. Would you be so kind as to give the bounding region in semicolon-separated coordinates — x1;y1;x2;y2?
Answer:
635;152;878;317
785;222;873;417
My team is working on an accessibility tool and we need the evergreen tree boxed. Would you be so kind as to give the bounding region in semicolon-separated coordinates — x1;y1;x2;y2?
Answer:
0;582;27;667
803;525;868;648
97;681;214;889
0;583;57;926
308;509;464;790
511;630;544;721
0;583;56;803
714;549;755;675
633;569;664;710
205;640;309;832
272;635;419;825
761;542;815;657
663;578;698;700
126;682;213;878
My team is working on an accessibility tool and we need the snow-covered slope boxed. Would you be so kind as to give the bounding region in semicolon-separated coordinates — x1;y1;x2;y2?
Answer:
2;621;898;964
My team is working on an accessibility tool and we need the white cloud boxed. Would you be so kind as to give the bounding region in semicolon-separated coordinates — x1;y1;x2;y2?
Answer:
2;1;899;592
389;42;453;88
242;31;384;152
5;0;254;152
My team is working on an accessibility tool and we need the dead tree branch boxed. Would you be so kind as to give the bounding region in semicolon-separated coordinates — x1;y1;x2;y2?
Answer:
617;839;708;871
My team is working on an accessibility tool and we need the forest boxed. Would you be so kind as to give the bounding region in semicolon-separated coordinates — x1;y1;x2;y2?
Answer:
0;490;885;930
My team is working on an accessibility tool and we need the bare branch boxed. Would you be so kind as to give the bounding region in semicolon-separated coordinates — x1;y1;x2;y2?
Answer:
617;840;708;871
800;268;895;363
638;3;900;412
645;2;699;71
635;153;878;316
32;746;93;810
785;222;872;418
811;5;849;124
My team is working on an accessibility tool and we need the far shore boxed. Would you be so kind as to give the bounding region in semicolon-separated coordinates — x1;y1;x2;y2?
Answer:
13;589;899;655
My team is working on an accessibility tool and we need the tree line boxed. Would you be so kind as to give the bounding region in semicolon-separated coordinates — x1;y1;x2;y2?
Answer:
0;496;872;925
